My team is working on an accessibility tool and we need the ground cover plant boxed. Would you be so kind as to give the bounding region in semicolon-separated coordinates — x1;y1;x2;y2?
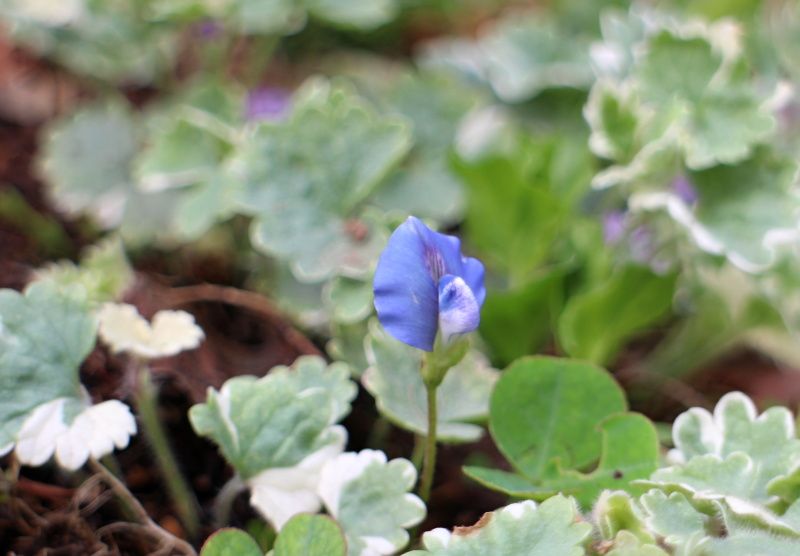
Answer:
3;0;800;554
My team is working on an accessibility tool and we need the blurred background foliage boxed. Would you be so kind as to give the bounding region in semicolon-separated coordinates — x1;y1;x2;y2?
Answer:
3;0;800;405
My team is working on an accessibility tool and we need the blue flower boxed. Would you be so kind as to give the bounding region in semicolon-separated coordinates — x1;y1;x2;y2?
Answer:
373;216;485;351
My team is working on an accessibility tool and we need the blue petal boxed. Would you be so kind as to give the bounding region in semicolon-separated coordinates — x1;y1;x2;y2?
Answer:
408;217;486;306
438;275;481;344
460;256;486;306
374;217;439;351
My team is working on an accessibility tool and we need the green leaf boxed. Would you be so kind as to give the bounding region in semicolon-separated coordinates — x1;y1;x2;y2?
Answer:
594;491;654;543
405;496;591;556
189;356;356;479
461;467;547;498
481;16;594;102
584;81;641;162
636;33;722;105
557;265;676;366
605;531;668;556
4;1;177;83
324;277;373;325
273;515;346;556
221;0;304;35
362;321;498;443
489;356;627;479
645;453;759;503
683;89;775;170
135;81;242;193
35;236;133;305
478;268;566;366
468;413;659;507
689;150;798;272
39;101;139;226
639;490;707;548
306;0;398;30
320;450;425;556
201;528;263;556
327;320;370;377
457;135;592;282
545;413;660;506
233;79;410;282
0;281;96;452
701;526;800;555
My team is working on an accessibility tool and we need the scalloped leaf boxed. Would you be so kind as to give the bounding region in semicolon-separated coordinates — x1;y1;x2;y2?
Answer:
630;154;800;274
701;525;800;555
639;490;707;548
404;496;591;556
670;391;800;501
39;101;139;228
188;356;356;479
481;16;594;102
320;450;425;556
232;79;409;282
588;19;775;190
216;0;304;35
370;72;480;224
0;281;96;452
273;514;346;556
4;1;177;83
636;30;773;170
306;0;398;30
594;491;653;543
605;531;668;556
35;237;133;305
135;81;242;193
362;321;498;443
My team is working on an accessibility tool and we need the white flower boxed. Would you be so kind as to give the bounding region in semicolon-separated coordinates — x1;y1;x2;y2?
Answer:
97;303;204;359
246;427;346;531
15;398;136;470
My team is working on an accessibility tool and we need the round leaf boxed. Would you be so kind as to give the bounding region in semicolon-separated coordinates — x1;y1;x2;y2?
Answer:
489;356;626;479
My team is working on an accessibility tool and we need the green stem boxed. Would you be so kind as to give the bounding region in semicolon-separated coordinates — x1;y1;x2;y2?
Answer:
418;381;438;502
89;458;197;556
135;365;200;538
410;435;425;471
212;475;245;529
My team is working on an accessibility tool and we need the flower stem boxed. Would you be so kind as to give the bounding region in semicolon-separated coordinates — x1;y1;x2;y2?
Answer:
89;458;197;556
135;365;200;538
411;435;425;471
418;381;438;502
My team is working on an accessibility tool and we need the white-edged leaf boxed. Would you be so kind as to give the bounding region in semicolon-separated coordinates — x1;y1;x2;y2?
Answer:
405;496;591;556
363;321;498;443
189;356;356;480
0;281;96;452
319;450;425;556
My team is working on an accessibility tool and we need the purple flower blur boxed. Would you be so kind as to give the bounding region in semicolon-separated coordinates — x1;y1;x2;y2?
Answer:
603;211;627;245
373;217;486;352
245;87;292;122
672;175;698;205
195;19;223;40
